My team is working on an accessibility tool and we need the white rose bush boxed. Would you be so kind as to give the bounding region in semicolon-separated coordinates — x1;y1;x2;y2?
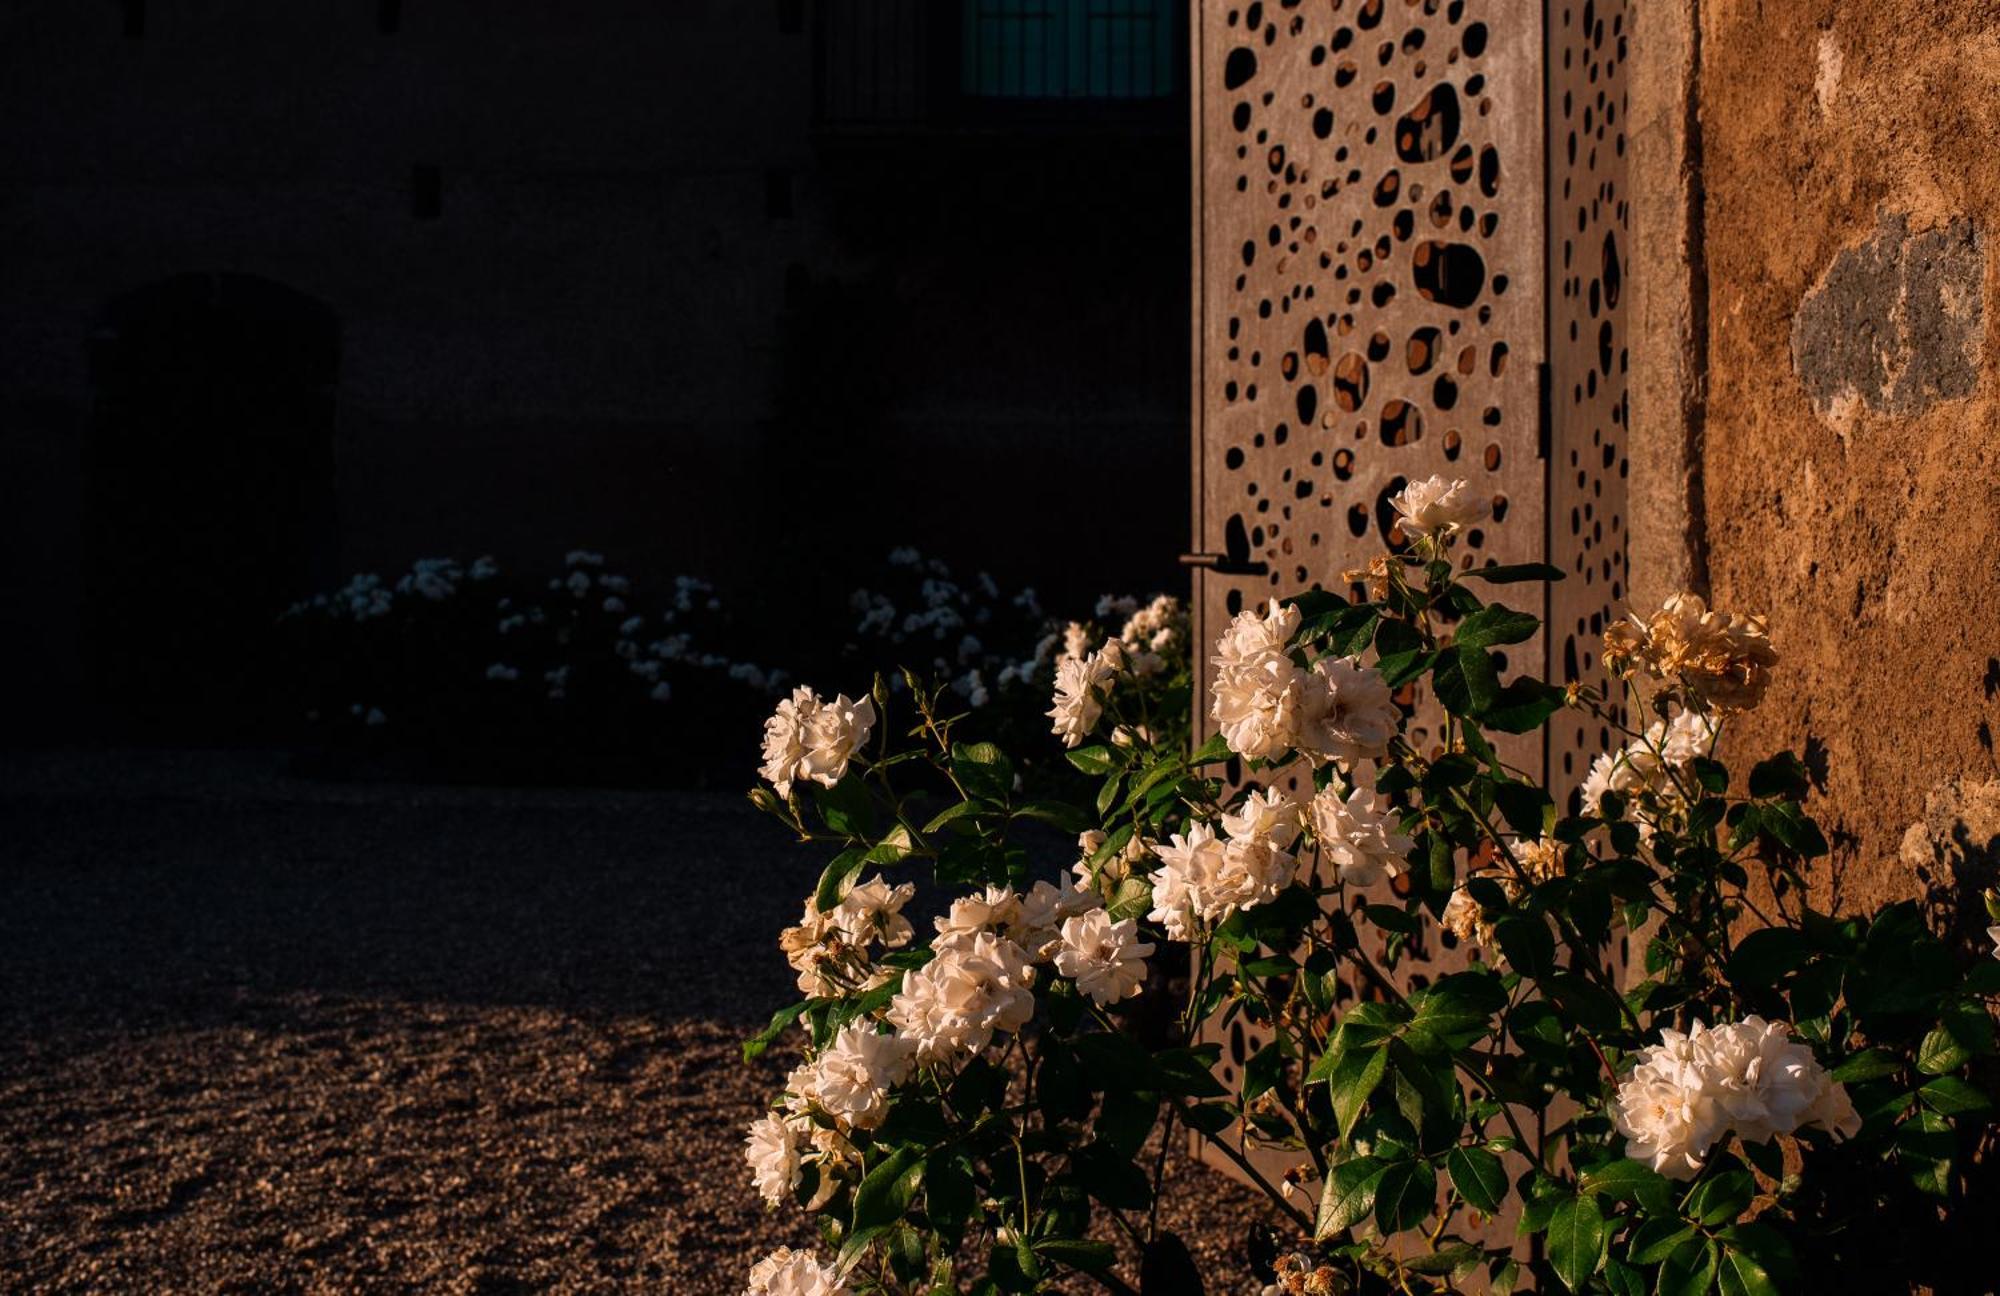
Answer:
740;483;1997;1294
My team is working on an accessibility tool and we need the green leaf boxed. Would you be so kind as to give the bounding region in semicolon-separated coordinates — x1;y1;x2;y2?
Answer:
1326;1045;1389;1139
923;799;989;834
1962;959;2000;995
1180;1102;1233;1135
1494;782;1553;837
1545;1195;1609;1292
1747;751;1811;800
1411;973;1506;1045
1897;1108;1955;1196
1066;744;1119;775
1455;604;1542;649
1097;1086;1161;1158
1757;801;1829;857
1069;1142;1151;1210
1829;1047;1903;1083
1105;875;1153;922
1140;1234;1208;1296
1657;1238;1719;1296
1726;928;1809;985
1493;913;1555;978
1716;1224;1798;1293
742;1001;809;1062
1241;1040;1287;1106
1716;1243;1782;1296
1446;1145;1507;1214
1154;1047;1229;1099
1188;732;1233;766
1483;679;1568;734
1578;1158;1674;1216
1031;1239;1116;1272
851;1145;926;1236
812;775;877;837
1919;1075;1991;1116
1013;800;1092;833
1627;1219;1698;1265
1372;1158;1437;1235
1684;1169;1754;1226
1602;1258;1646;1296
952;741;1015;806
924;1152;976;1244
813;847;869;912
1315;1156;1390;1240
1457;643;1503;714
1918;1024;1972;1075
1689;755;1730;794
1466;562;1565;584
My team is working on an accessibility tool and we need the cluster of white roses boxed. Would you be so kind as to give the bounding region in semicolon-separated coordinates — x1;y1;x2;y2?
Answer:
1112;592;1186;676
743;1247;849;1296
759;687;877;800
742;1019;920;1229
1209;600;1400;766
1604;591;1778;714
778;875;915;999
746;782;1161;1270
1613;1016;1860;1180
1579;707;1718;824
1148;790;1301;941
1035;595;1189;746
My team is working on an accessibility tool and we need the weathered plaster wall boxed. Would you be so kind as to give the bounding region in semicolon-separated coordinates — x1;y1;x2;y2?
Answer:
1693;0;2000;912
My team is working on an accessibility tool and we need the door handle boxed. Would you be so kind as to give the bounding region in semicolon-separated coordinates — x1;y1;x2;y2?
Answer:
1179;551;1270;577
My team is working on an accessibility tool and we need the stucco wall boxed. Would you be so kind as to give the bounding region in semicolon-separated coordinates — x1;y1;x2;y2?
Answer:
1645;1;2000;913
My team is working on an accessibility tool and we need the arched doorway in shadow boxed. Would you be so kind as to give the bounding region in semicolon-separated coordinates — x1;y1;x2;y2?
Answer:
85;273;339;737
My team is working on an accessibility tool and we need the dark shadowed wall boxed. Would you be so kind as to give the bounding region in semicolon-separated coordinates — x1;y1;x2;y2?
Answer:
0;0;1189;737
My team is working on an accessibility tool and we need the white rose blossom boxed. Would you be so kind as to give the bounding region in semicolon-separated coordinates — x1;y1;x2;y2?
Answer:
796;1023;914;1132
1389;474;1491;539
1220;787;1303;853
887;931;1037;1063
1054;910;1155;1006
1614;1017;1859;1180
743;1112;803;1206
830;876;916;950
933;885;1023;944
1014;877;1100;957
1047;642;1122;748
1309;784;1415;886
760;686;875;798
1208;602;1397;767
1654;707;1718;767
745;1246;849;1296
1612;1025;1721;1180
1302;655;1400;766
1147;818;1296;940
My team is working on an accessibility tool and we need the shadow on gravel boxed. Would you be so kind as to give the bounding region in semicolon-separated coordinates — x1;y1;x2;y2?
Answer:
0;752;818;1038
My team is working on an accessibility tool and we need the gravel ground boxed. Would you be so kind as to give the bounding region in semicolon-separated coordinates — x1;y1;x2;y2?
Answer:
0;750;1269;1294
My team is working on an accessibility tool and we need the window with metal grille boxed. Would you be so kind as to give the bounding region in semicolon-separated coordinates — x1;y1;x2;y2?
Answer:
961;0;1178;100
811;0;1180;128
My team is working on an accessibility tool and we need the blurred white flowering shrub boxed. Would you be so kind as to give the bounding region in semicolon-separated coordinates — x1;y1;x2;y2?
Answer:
280;550;782;772
740;477;1999;1295
842;549;1193;788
